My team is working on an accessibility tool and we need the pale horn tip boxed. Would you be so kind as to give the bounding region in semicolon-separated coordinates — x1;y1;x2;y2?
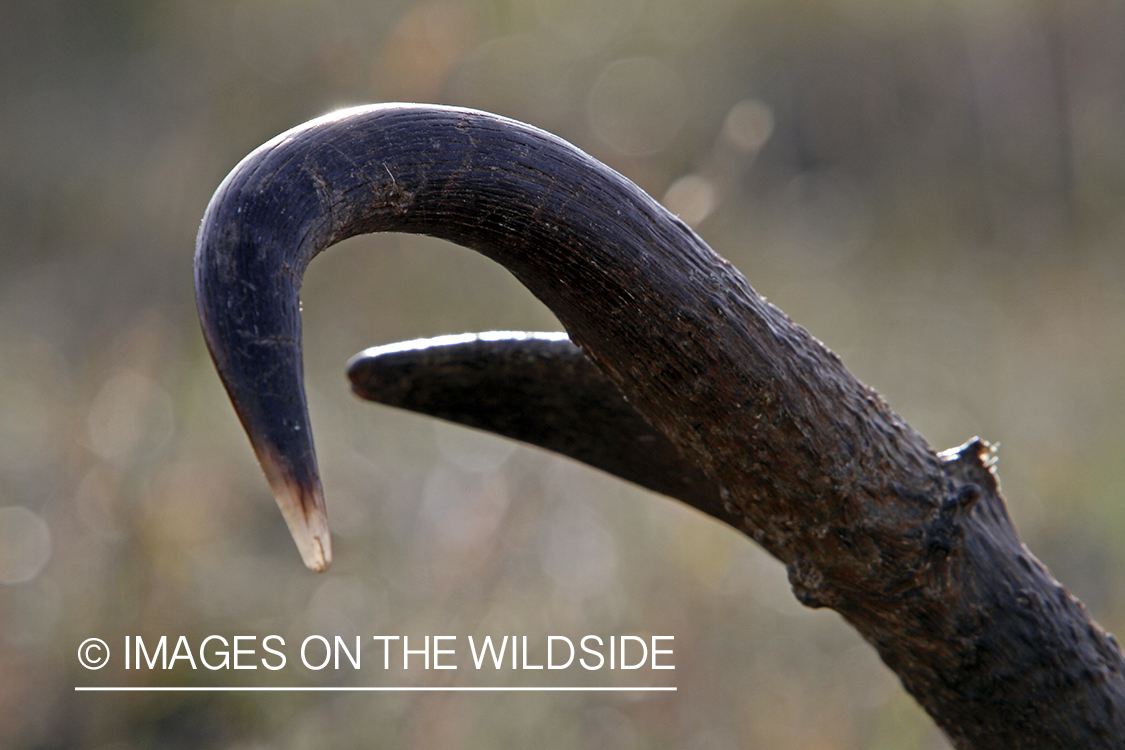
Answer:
257;445;333;572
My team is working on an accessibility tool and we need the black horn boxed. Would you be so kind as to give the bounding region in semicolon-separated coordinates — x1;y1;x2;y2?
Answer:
196;104;1125;746
345;331;726;518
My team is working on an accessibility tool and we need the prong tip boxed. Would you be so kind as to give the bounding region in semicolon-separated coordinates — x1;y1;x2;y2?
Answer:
256;446;334;572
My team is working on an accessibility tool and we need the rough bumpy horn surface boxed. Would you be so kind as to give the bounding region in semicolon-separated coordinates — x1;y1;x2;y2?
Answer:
195;104;1125;747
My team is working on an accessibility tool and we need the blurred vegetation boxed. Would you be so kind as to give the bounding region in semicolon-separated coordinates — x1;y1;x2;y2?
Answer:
0;0;1123;747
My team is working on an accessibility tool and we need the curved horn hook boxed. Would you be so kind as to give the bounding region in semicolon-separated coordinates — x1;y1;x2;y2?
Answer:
196;104;1125;743
196;103;935;573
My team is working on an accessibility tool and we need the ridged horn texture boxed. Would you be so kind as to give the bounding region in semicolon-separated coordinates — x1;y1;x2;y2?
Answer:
196;104;1124;746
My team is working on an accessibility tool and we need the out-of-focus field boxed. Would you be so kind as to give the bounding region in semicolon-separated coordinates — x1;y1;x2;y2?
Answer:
1;1;1123;747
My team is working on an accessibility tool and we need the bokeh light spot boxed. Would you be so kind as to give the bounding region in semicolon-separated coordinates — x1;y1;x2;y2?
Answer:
663;174;719;226
723;99;775;154
0;506;52;584
86;370;174;465
587;57;688;156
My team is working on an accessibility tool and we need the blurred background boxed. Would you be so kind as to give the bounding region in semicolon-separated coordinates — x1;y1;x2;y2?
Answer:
1;0;1123;747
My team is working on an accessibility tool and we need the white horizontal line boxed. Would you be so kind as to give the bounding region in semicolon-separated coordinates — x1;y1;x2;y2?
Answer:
75;686;676;692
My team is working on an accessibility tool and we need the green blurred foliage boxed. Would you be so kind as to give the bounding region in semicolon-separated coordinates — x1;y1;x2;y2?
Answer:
0;0;1123;747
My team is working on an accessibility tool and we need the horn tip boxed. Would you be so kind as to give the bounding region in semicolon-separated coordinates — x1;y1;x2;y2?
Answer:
258;449;334;572
292;513;332;572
